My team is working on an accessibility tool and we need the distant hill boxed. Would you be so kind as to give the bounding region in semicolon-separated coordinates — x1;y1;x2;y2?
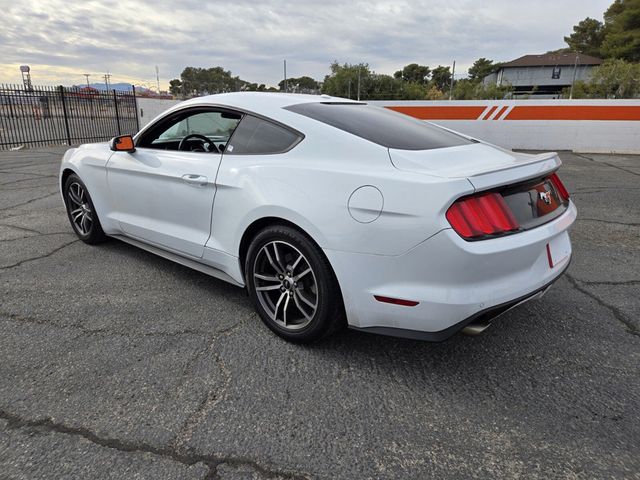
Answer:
73;82;150;92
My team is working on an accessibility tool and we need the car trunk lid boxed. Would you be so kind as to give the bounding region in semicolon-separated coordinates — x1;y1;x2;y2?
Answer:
388;142;562;191
389;142;571;239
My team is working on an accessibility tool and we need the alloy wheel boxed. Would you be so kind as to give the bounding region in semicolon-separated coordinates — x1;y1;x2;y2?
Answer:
67;182;93;235
253;240;318;330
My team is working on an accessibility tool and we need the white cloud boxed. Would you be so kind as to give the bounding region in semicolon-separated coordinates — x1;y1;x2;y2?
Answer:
0;0;611;88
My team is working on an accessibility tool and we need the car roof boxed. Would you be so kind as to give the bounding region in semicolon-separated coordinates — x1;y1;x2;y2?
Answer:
137;92;373;148
178;92;359;115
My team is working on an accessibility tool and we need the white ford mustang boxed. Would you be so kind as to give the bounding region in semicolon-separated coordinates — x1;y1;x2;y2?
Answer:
59;92;576;342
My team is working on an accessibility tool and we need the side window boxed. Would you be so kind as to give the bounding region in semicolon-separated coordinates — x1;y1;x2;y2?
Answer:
138;109;242;152
156;112;239;142
225;115;301;155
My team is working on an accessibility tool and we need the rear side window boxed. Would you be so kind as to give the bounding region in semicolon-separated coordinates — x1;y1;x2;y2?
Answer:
225;115;302;155
284;103;473;151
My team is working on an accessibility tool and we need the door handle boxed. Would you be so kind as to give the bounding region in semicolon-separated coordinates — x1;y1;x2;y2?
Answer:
182;174;208;187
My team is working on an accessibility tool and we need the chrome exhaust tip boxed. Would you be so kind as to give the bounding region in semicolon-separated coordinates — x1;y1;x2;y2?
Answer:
462;320;492;336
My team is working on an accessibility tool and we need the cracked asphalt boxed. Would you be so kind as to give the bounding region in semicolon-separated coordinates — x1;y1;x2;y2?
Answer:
0;147;638;479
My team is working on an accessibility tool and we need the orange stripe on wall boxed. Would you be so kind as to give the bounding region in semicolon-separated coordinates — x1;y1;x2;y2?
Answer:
481;106;498;120
493;106;509;120
385;106;486;120
505;106;640;121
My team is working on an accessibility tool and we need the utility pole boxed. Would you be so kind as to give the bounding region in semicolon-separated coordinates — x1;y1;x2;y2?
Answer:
103;72;112;91
348;79;351;99
84;74;95;119
283;60;287;93
449;60;456;100
357;67;361;101
569;53;579;100
155;66;160;93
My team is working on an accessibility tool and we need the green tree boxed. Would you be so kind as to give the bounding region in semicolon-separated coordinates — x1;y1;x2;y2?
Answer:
452;78;513;99
601;0;640;61
321;62;372;99
278;76;320;92
467;58;496;82
168;79;182;97
476;82;514;100
451;79;476;99
564;17;605;56
393;63;430;84
589;58;640;97
322;62;427;100
367;73;403;99
400;82;428;100
561;80;592;98
547;47;572;54
425;85;445;100
243;83;267;91
169;67;252;97
430;66;452;91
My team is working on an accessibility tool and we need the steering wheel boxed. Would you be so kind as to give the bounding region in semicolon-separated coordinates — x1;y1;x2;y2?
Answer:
178;134;219;153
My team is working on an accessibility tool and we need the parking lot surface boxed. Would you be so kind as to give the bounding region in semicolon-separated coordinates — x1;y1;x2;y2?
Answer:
0;147;638;479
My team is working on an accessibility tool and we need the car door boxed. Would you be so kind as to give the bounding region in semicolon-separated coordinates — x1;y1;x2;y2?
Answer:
106;108;241;258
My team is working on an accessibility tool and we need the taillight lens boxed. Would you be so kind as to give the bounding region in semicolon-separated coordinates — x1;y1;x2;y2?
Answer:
549;173;570;201
446;192;519;239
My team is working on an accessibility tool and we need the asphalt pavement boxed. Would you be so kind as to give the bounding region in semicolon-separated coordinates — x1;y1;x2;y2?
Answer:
0;147;638;479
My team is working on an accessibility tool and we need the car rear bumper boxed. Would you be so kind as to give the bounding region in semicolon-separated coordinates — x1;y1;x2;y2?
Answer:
324;201;577;340
349;259;569;341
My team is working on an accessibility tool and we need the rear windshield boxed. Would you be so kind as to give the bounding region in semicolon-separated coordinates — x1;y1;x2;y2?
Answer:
284;103;473;150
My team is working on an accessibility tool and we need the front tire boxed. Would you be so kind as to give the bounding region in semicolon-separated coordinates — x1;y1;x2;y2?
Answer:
245;225;345;343
63;174;107;244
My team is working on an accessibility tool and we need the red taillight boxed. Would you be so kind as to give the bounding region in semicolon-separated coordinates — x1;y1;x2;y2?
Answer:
446;192;519;239
549;173;570;201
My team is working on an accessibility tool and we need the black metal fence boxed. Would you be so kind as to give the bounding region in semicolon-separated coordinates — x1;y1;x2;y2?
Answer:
0;84;139;151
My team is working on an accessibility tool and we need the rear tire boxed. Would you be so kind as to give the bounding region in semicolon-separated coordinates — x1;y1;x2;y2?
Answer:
245;225;345;343
63;174;107;245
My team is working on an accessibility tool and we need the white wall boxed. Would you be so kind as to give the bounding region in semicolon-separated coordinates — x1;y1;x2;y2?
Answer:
372;100;640;154
134;97;640;154
137;98;181;128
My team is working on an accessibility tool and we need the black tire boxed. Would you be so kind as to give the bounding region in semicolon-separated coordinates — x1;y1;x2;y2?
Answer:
245;225;345;343
63;174;108;245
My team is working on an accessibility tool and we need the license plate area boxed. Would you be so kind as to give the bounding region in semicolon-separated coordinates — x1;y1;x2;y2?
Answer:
546;233;570;268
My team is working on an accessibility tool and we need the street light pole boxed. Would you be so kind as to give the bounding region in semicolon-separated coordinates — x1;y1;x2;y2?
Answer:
449;61;456;100
283;60;287;93
569;53;579;100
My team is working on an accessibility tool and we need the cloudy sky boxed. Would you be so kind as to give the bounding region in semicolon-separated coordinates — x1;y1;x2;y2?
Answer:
0;0;611;89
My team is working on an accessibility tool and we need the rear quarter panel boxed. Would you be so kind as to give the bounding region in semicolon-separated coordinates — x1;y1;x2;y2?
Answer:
209;133;474;258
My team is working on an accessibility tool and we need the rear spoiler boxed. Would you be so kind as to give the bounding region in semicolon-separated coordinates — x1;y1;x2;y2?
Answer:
468;151;562;191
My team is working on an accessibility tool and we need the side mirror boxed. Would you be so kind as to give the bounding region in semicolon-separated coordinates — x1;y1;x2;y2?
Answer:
109;135;135;152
